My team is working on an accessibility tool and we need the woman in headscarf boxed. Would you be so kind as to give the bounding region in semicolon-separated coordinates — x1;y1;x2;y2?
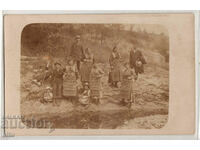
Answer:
80;48;94;84
109;46;122;88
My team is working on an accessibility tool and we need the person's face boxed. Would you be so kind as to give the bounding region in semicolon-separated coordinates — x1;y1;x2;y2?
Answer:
55;64;61;69
69;60;73;65
125;64;129;69
84;86;89;90
85;49;90;54
75;38;80;44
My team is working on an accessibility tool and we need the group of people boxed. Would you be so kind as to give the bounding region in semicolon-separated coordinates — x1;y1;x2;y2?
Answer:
39;35;104;106
35;35;146;107
108;44;146;107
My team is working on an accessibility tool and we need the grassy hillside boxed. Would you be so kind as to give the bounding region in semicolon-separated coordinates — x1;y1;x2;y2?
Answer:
21;24;169;65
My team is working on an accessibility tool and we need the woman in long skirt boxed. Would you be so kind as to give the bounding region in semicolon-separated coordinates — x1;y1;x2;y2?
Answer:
109;46;122;88
80;48;94;84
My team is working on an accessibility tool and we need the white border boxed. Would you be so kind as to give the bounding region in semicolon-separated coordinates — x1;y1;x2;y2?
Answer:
2;10;200;14
196;10;200;140
1;10;5;139
195;10;199;140
1;10;199;140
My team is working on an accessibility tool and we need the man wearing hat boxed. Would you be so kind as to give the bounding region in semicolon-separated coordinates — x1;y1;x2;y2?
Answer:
69;35;84;73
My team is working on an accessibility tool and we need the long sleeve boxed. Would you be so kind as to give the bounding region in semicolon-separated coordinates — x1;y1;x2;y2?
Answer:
81;46;85;61
69;44;74;57
98;68;104;75
109;54;113;66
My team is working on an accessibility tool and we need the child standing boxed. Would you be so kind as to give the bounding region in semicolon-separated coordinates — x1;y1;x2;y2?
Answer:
90;63;104;104
120;62;137;108
63;59;78;99
52;62;64;106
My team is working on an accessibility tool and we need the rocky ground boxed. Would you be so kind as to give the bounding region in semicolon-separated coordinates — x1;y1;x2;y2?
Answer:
20;55;169;129
117;115;168;129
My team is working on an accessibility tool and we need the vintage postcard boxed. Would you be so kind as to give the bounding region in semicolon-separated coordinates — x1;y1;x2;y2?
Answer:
3;13;196;136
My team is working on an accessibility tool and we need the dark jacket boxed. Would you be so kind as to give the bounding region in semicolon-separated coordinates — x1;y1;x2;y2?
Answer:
129;50;146;68
69;43;84;61
52;69;64;84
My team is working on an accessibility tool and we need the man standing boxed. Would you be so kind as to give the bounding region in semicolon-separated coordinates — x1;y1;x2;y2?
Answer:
129;47;146;77
69;35;84;73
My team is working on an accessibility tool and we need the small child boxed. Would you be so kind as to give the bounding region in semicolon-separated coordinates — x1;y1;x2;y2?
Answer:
90;64;104;104
90;64;104;79
43;86;53;103
120;62;137;108
52;62;64;106
64;59;78;79
78;83;91;106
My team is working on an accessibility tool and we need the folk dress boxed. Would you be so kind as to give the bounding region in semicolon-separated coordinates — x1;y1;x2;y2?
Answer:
90;67;104;98
109;52;122;82
63;64;78;97
120;68;135;100
78;89;91;105
80;53;94;83
43;90;53;102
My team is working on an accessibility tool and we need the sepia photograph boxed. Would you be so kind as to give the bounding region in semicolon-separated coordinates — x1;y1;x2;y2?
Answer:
3;14;195;136
0;0;199;147
20;23;169;129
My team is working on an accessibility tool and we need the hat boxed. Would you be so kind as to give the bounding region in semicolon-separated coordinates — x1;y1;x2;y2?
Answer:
75;35;81;39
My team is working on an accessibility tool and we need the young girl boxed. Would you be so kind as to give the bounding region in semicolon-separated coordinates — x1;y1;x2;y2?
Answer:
90;63;104;104
120;62;137;108
64;59;78;78
63;59;78;101
52;62;64;106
